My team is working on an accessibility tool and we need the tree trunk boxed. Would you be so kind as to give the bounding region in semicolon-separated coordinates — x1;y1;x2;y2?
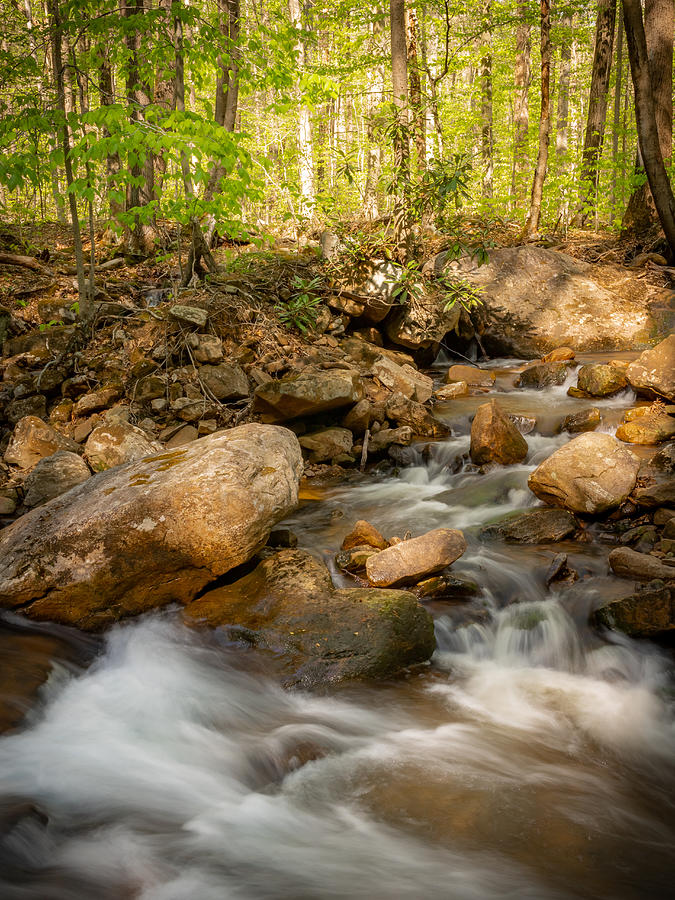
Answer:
555;10;573;222
154;0;178;195
523;0;551;238
390;0;409;250
47;0;90;318
480;0;494;203
574;0;617;225
289;0;315;218
121;0;157;255
622;0;675;257
364;18;384;218
611;3;624;218
98;47;124;223
406;5;426;175
622;0;674;232
511;0;531;212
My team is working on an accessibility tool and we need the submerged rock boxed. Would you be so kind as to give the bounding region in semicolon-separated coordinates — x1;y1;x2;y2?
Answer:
0;424;303;630
480;508;577;544
470;399;528;466
183;549;436;686
365;528;466;588
626;334;675;401
561;407;601;434
528;432;640;515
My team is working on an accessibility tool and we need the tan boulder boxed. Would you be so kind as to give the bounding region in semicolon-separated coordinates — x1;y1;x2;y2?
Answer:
198;363;249;401
341;519;388;551
4;416;80;469
385;392;449;437
371;356;416;399
608;547;675;582
22;451;91;508
616;413;675;445
528;432;640;515
366;528;466;587
470;399;528;466
515;361;568;389
561;408;601;433
84;422;163;471
253;370;363;423
368;426;413;453
434;381;469;401
298;427;353;462
542;347;575;362
0;424;303;630
446;364;495;388
626;334;675;401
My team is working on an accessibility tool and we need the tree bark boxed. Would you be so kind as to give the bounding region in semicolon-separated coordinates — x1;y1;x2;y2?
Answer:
406;5;426;175
511;0;531;211
622;0;675;257
523;0;551;238
611;2;624;218
480;0;494;203
47;0;90;318
289;0;315;217
622;0;674;232
364;18;384;218
574;0;617;225
390;0;409;250
98;46;124;223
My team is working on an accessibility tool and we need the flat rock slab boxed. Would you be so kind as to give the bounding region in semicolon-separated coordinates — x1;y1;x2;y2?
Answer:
183;549;435;686
0;424;303;630
366;528;467;587
480;508;577;544
608;547;675;582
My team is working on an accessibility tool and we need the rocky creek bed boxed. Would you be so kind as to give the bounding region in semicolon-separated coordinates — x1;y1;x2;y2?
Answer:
0;339;674;900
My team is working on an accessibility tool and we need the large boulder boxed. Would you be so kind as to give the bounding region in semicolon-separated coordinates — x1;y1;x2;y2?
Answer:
574;363;627;397
253;370;363;423
528;432;640;515
428;245;665;357
0;424;303;630
626;335;675;401
183;549;436;686
22;451;91;509
4;416;80;469
446;364;495;388
84;422;163;472
365;528;466;587
470;399;528;466
515;361;569;389
480;508;577;543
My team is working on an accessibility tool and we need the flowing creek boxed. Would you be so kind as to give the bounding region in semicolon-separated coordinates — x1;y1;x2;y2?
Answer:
0;352;673;900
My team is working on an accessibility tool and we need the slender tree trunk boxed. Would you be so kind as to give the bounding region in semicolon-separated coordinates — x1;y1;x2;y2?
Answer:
622;0;675;257
47;0;90;318
406;5;426;175
390;0;409;251
289;0;315;217
611;3;624;219
480;0;494;203
98;48;124;224
154;0;177;195
623;0;674;232
364;18;384;218
523;0;551;237
555;10;573;223
511;0;531;212
574;0;617;225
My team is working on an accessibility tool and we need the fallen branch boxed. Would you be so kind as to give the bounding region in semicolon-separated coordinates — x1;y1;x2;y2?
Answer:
0;252;52;275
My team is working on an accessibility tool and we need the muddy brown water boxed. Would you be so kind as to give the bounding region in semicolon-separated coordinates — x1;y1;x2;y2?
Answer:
0;352;673;900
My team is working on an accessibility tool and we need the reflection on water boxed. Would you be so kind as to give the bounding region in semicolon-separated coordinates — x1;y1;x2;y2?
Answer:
0;356;673;899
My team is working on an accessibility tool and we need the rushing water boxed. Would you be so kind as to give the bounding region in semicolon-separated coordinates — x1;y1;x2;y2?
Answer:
0;353;673;900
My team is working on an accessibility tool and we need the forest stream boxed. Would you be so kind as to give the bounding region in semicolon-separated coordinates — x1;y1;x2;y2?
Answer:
0;351;673;900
